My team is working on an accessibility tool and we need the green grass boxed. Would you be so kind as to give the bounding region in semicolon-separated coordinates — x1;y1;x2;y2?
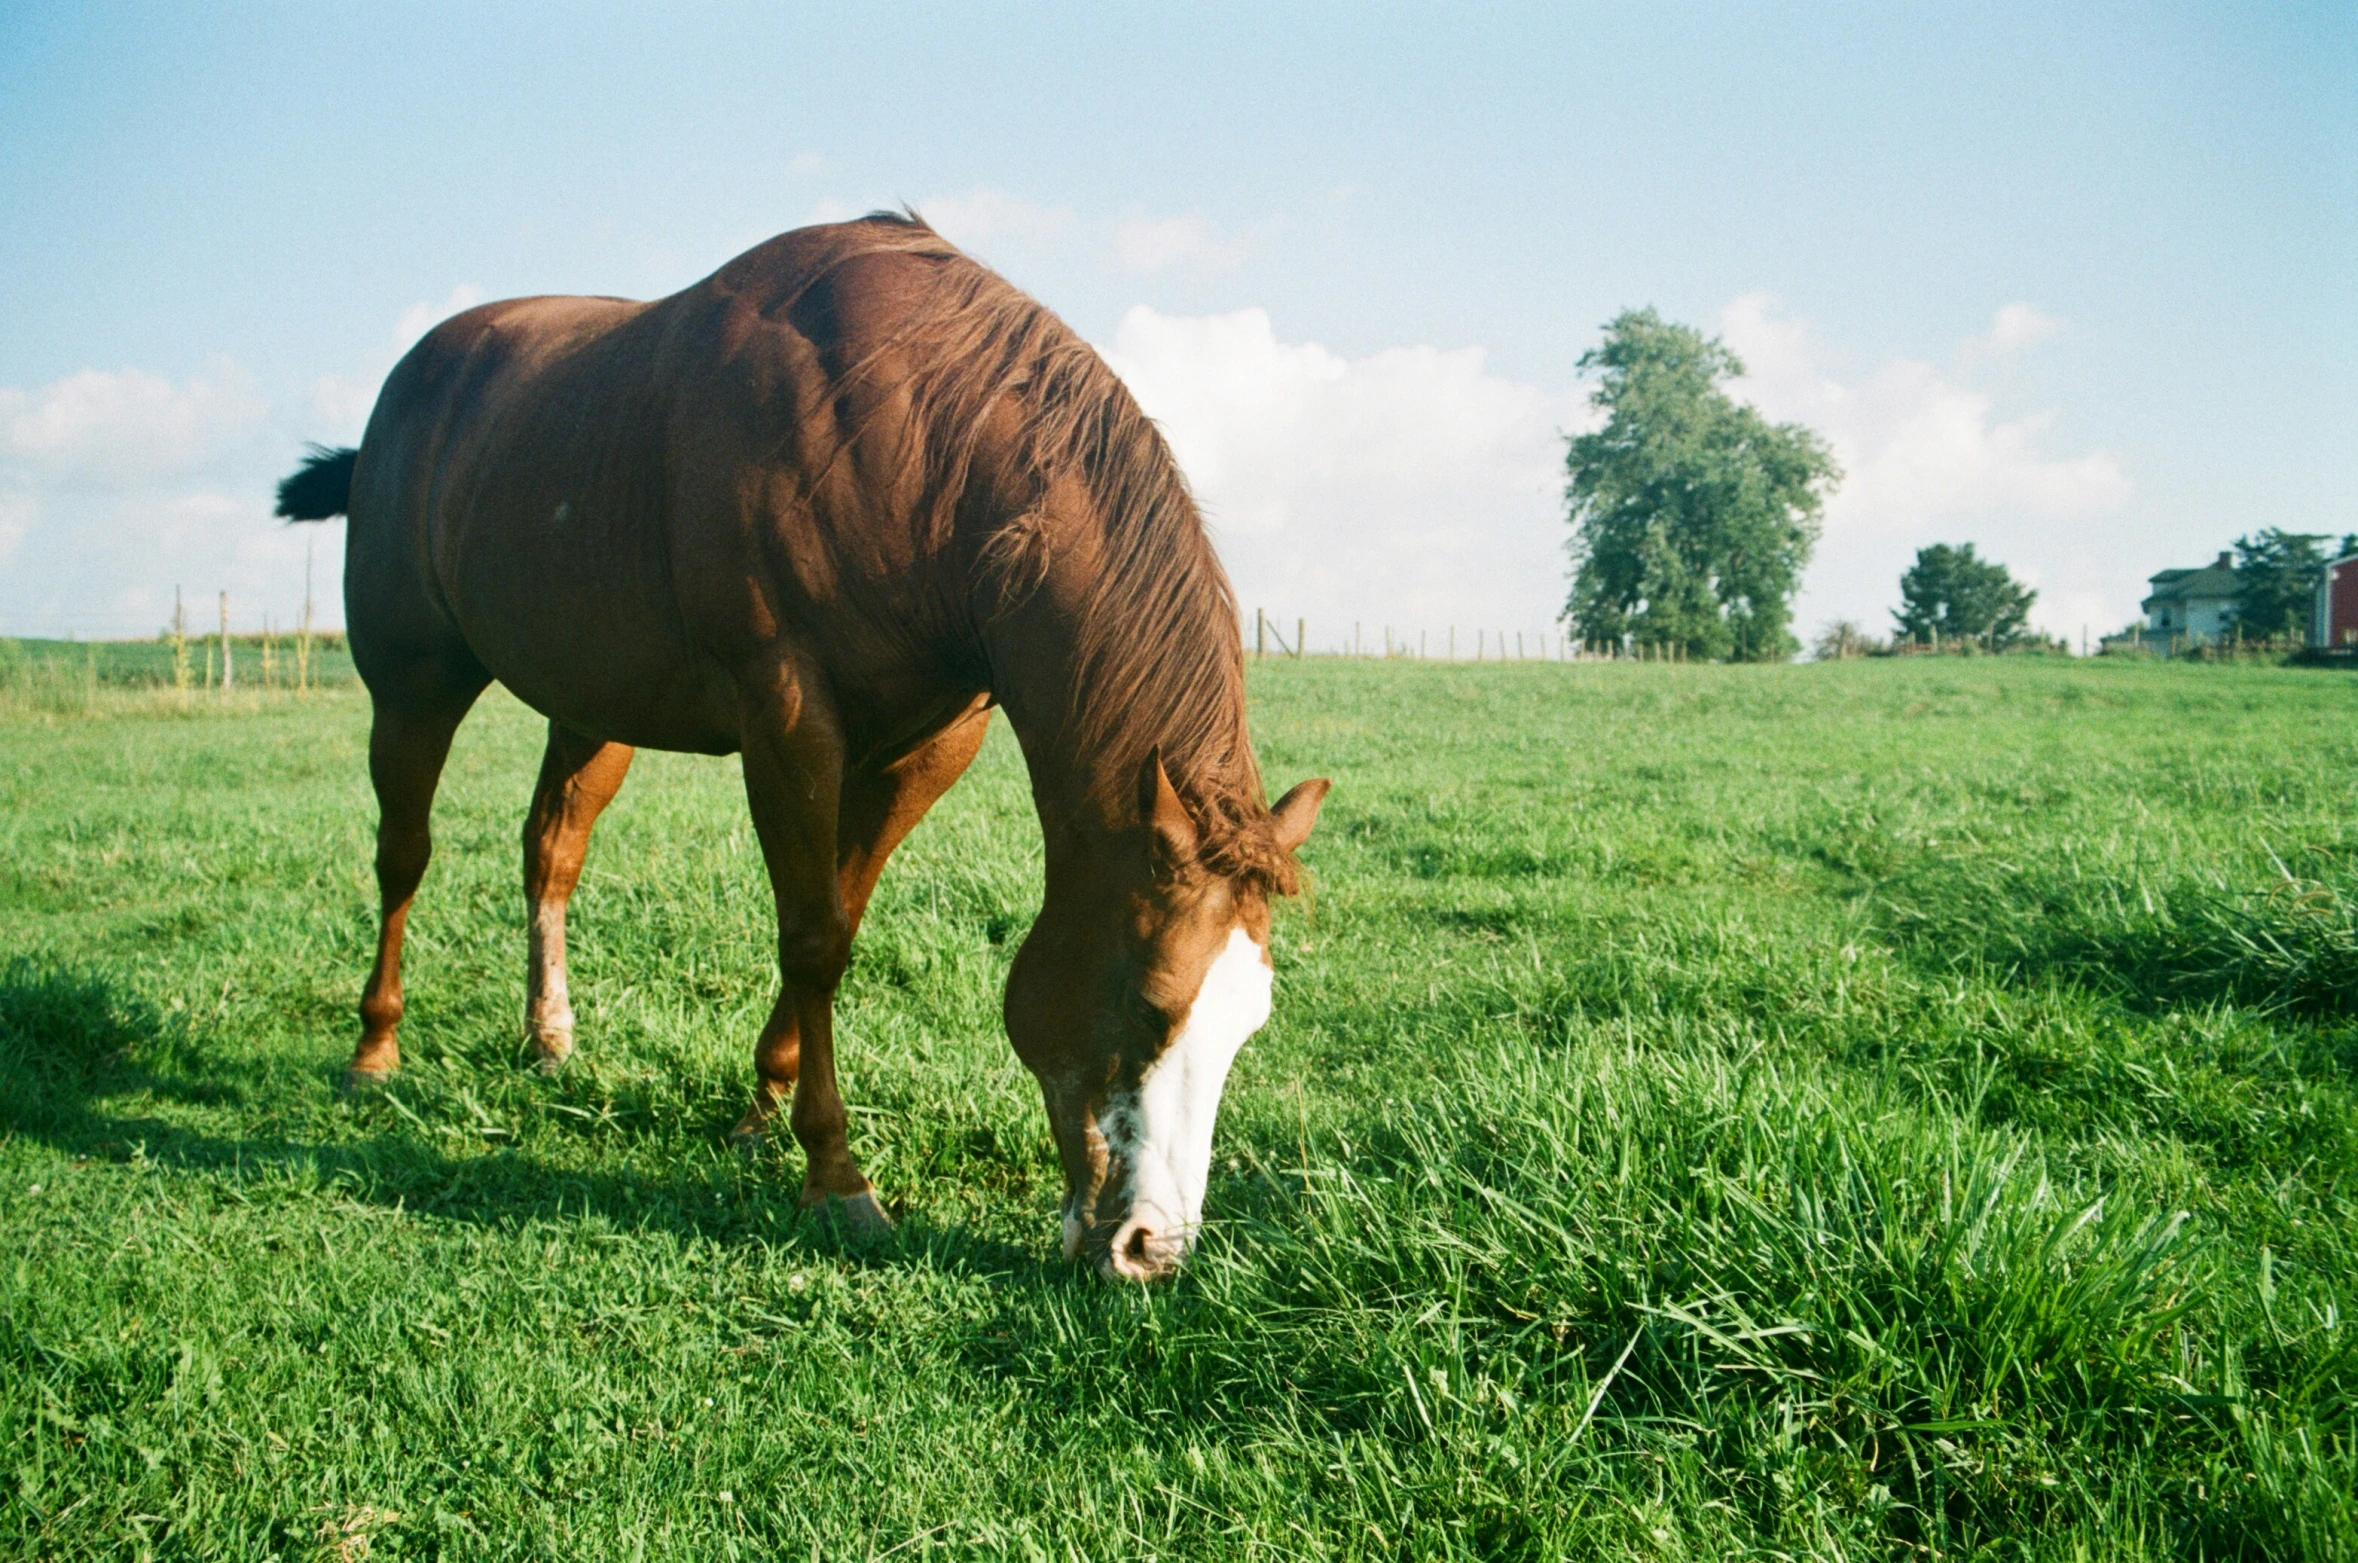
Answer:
4;655;2356;1559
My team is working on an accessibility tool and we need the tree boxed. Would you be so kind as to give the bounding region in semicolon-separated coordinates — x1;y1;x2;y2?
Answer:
1892;543;2036;647
1562;309;1839;662
1810;620;1884;661
2233;528;2357;641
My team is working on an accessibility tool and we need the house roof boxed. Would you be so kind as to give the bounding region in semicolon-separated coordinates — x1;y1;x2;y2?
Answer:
2144;552;2237;606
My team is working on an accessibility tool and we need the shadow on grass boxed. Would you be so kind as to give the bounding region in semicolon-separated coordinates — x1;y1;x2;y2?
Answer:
0;955;1055;1283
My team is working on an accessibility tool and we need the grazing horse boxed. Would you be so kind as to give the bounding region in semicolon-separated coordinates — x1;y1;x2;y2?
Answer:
276;213;1327;1280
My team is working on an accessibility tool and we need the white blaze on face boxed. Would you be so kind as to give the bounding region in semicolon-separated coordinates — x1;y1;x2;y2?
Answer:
1104;926;1273;1258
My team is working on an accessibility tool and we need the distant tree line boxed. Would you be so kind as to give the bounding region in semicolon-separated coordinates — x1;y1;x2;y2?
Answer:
1556;309;2349;661
1893;542;2038;648
1814;529;2358;662
1810;541;2051;660
2230;528;2357;640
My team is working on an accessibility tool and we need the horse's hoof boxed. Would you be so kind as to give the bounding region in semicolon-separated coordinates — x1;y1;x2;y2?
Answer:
728;1098;785;1155
804;1189;891;1235
341;1065;394;1095
526;1025;574;1075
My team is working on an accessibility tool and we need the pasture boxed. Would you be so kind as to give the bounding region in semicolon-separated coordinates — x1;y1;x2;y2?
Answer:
4;653;2356;1559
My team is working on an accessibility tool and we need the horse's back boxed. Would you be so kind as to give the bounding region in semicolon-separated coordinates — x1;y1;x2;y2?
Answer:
345;218;1002;757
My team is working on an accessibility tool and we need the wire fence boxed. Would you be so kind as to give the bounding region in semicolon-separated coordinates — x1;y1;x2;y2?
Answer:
1250;609;1710;663
2;579;357;710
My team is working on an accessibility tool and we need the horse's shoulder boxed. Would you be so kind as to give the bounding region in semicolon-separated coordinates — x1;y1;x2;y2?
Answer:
699;218;965;323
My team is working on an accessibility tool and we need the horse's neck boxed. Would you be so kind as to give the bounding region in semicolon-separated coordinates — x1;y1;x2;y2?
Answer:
965;475;1246;857
990;629;1141;849
984;599;1239;861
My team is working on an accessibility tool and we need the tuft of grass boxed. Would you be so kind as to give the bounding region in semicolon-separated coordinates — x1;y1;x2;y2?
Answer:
1884;846;2358;1019
2;653;2356;1557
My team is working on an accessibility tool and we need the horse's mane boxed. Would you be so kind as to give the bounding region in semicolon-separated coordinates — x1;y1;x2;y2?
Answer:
775;211;1297;894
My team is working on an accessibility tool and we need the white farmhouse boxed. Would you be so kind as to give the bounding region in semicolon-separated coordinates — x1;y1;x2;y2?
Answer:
2139;552;2238;647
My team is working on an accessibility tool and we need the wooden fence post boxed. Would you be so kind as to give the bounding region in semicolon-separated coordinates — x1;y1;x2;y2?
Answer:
1296;618;1305;660
300;535;316;692
171;587;189;694
218;590;232;692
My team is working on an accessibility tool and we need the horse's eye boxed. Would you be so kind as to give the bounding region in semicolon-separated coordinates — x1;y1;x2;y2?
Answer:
1126;988;1166;1032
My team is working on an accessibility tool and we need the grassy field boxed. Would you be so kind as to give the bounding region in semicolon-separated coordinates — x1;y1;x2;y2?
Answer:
4;653;2356;1559
0;637;359;717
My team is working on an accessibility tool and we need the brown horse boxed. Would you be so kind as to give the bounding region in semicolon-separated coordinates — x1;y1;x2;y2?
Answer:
277;213;1327;1280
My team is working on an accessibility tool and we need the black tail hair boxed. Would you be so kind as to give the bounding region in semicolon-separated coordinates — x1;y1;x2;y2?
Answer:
275;444;358;521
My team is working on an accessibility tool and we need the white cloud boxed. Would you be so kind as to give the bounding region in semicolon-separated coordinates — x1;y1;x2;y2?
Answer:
307;283;484;445
1722;295;2137;642
1101;306;1577;647
0;492;33;563
1094;295;2143;655
786;151;825;177
1725;294;2129;525
920;188;1076;249
305;371;379;443
0;282;487;636
0;300;487;634
0;358;306;633
1112;213;1248;275
1974;301;2064;358
0;360;269;489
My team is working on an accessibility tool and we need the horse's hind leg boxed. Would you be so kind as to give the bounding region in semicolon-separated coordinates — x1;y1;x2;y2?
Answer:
520;724;634;1072
835;697;991;933
351;667;489;1085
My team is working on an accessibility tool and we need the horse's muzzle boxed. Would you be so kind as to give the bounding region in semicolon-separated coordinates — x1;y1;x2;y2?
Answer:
1099;1212;1190;1282
1064;1194;1192;1282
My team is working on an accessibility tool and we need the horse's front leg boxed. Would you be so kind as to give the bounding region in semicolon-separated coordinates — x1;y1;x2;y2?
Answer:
728;669;884;1228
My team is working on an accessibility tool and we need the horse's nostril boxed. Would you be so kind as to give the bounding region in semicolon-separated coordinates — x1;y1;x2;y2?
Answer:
1102;1218;1179;1281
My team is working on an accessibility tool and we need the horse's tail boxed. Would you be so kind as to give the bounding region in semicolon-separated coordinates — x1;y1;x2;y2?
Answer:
275;444;358;521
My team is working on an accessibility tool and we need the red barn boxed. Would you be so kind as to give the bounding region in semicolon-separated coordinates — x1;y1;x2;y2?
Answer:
2315;554;2358;649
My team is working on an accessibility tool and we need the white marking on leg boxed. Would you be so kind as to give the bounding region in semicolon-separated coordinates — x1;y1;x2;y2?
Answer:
1107;926;1272;1261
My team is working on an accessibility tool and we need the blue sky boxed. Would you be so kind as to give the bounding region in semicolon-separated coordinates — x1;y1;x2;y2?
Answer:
2;2;2350;647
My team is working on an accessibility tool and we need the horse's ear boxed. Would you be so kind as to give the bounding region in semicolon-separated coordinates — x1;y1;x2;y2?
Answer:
1138;747;1198;871
1268;778;1331;855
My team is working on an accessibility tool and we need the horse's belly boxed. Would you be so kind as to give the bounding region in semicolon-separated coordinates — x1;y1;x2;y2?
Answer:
494;652;742;755
440;513;742;754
